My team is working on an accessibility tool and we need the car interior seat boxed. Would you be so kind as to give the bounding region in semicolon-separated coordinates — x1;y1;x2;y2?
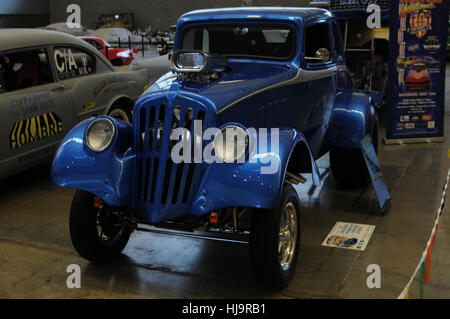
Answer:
17;53;40;89
276;31;295;58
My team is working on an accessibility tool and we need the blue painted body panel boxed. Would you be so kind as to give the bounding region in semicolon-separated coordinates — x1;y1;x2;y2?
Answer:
191;128;320;216
131;86;215;223
173;61;298;115
327;91;371;149
51;116;135;206
51;7;376;224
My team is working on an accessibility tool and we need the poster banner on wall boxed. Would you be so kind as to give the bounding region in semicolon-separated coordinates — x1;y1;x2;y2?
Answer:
385;0;449;144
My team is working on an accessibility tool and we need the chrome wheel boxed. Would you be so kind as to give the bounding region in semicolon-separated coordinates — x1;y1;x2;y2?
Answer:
250;184;301;290
69;190;131;262
278;202;297;271
94;201;127;247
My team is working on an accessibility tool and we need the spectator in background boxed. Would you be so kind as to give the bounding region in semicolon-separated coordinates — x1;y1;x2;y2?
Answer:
242;0;252;6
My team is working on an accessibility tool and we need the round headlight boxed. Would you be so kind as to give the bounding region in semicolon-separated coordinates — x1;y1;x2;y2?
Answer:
85;118;115;152
213;125;248;163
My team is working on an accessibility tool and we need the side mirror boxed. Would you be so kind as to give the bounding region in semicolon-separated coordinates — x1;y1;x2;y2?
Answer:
305;47;331;63
315;48;330;62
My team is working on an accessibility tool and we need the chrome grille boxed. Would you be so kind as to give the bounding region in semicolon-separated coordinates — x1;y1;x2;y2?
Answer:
134;99;207;223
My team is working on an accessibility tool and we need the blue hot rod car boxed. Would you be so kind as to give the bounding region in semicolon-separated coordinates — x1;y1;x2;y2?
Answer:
52;7;379;290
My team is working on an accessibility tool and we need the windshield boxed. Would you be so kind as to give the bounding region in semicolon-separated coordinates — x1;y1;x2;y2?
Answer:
181;24;296;60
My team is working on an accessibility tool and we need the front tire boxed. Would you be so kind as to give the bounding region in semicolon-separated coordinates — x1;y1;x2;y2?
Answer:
250;184;301;290
69;190;131;263
108;104;132;123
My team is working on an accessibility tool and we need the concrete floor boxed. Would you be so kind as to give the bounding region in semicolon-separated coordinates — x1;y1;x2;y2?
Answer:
0;66;449;299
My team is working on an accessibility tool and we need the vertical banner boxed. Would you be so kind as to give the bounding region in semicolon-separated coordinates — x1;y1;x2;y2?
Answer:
385;0;448;144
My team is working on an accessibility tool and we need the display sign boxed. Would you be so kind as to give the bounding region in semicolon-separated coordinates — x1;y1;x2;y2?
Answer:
385;0;448;143
322;222;376;251
360;135;391;214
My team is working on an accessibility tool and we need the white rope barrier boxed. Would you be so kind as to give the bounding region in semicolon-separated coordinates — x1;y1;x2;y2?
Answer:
397;169;450;299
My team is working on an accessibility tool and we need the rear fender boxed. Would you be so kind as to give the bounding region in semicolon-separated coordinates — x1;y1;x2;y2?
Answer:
327;91;375;149
190;128;320;215
51;116;135;206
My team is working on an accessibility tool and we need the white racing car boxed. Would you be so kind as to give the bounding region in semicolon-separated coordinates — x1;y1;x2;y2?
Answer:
0;29;151;179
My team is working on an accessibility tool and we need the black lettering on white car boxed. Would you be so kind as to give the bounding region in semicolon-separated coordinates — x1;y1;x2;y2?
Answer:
54;47;94;80
9;112;63;150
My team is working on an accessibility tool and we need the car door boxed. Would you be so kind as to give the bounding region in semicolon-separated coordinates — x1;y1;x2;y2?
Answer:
299;19;337;157
48;44;121;120
0;46;75;175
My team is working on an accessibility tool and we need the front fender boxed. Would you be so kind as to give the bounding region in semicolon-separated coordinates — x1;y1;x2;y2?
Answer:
190;128;319;215
51;116;135;206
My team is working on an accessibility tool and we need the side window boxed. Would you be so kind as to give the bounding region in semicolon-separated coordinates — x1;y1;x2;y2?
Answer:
0;48;53;93
52;47;96;80
93;40;104;50
304;22;331;64
83;40;93;48
181;25;296;60
83;39;102;50
89;40;104;50
183;29;211;53
331;23;343;60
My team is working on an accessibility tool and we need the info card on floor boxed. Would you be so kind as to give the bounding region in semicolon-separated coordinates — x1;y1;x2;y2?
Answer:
322;222;375;251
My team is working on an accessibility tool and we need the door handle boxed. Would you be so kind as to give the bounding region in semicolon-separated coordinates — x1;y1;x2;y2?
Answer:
51;85;65;92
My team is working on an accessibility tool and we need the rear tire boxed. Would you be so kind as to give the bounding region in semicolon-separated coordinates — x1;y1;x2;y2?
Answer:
69;190;131;263
250;184;301;290
330;113;379;187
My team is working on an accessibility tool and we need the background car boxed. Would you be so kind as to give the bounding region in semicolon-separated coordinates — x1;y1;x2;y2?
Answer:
91;27;143;43
79;36;138;66
40;22;95;36
405;62;430;91
0;29;150;180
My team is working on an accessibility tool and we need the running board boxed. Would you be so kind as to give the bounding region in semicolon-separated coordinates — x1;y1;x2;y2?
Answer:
135;224;249;244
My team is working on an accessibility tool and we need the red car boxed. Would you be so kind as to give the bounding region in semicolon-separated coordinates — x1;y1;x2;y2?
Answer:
405;62;430;91
78;36;137;66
